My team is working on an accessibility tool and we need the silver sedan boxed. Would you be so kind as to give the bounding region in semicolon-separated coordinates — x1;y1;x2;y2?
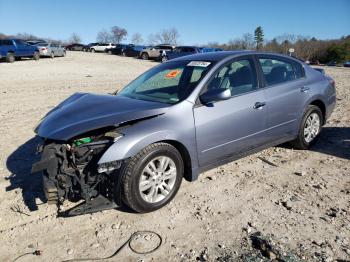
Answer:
34;42;66;58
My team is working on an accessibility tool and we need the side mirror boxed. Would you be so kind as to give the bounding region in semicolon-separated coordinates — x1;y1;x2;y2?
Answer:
199;88;231;104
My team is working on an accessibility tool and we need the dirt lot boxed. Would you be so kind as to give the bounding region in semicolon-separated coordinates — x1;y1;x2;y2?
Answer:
0;52;349;262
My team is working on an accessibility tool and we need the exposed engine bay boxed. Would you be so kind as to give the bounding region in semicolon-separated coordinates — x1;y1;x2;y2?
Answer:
31;128;124;216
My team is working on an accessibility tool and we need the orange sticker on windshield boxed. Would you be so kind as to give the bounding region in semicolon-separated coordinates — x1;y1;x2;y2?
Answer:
165;70;181;79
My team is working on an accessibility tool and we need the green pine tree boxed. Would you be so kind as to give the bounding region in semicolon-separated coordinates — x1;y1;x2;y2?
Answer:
254;26;264;50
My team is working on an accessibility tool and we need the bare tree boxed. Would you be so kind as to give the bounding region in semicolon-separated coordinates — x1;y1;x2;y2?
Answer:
69;33;82;44
242;33;255;49
147;34;157;45
96;29;112;43
111;26;128;44
131;33;143;45
149;28;180;45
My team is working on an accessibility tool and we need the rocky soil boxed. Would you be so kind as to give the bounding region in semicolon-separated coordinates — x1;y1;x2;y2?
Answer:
0;52;349;261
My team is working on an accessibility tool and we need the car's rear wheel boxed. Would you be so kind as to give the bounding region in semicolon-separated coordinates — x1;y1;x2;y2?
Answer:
33;51;40;60
6;53;15;63
141;52;149;60
119;142;183;213
290;105;323;149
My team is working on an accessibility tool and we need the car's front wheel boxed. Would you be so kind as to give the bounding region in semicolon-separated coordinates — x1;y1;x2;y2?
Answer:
119;142;183;213
290;105;323;149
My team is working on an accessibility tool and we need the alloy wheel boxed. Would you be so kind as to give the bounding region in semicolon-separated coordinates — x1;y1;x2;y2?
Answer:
304;112;321;143
139;156;177;203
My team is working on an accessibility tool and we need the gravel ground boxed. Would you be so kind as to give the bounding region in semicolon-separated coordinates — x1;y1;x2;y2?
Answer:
0;52;349;262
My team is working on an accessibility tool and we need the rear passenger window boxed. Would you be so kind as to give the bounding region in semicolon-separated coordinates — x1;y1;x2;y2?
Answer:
258;58;296;86
207;58;257;96
293;62;305;79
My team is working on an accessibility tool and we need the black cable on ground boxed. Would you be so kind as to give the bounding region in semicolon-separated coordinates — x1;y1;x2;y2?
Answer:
62;230;162;262
13;250;43;262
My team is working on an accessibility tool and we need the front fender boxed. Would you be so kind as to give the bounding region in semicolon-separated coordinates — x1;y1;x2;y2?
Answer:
98;130;179;164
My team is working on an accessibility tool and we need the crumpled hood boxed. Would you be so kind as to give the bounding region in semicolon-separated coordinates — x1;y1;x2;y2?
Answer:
35;92;170;140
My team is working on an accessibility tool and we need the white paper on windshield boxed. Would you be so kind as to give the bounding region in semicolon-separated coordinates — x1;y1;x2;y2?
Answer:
187;61;211;67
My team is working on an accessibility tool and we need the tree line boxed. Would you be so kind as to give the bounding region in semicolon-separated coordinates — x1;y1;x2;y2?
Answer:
1;25;349;63
208;26;350;64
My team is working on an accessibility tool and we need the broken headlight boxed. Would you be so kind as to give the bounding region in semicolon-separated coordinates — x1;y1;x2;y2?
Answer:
97;160;122;173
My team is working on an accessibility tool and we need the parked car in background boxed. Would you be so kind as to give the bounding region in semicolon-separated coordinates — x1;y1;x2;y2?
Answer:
32;51;336;216
34;42;66;58
90;43;116;52
200;47;223;52
140;44;174;60
83;43;99;52
0;39;40;63
107;44;129;55
66;43;85;51
343;61;350;67
309;60;320;65
161;46;201;62
27;40;46;46
327;61;337;66
123;45;146;57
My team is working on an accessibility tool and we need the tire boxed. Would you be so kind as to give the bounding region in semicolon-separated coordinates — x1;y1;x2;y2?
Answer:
33;51;40;60
119;142;184;213
141;52;149;60
6;53;15;63
121;51;126;56
91;48;95;53
290;105;323;150
50;52;54;58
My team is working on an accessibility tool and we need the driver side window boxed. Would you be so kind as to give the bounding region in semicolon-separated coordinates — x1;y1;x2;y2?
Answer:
207;58;258;96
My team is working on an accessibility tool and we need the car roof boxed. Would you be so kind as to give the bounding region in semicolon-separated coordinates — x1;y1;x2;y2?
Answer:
171;50;304;63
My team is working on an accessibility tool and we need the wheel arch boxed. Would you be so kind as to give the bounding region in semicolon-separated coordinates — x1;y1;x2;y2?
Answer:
309;99;326;125
99;132;196;182
158;139;193;182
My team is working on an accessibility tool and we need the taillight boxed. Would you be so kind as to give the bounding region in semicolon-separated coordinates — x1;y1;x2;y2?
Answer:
41;47;47;51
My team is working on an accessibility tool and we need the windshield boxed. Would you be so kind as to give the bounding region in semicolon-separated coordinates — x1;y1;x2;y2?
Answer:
118;60;214;104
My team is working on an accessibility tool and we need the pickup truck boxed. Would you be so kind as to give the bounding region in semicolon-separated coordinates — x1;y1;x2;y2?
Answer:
0;39;40;63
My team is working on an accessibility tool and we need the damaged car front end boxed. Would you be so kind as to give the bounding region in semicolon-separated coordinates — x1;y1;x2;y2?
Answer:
32;128;124;216
31;91;171;216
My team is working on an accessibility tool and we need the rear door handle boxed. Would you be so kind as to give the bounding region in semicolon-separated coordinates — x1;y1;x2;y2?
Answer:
300;86;310;93
253;102;266;110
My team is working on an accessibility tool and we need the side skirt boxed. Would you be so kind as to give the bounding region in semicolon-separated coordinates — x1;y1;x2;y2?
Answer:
190;135;295;181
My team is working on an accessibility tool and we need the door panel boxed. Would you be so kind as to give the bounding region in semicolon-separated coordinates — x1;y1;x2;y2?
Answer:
264;80;307;140
257;56;308;141
194;89;268;166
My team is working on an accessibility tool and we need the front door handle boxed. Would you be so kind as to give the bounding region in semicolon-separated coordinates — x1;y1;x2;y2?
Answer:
253;102;266;110
300;86;310;93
